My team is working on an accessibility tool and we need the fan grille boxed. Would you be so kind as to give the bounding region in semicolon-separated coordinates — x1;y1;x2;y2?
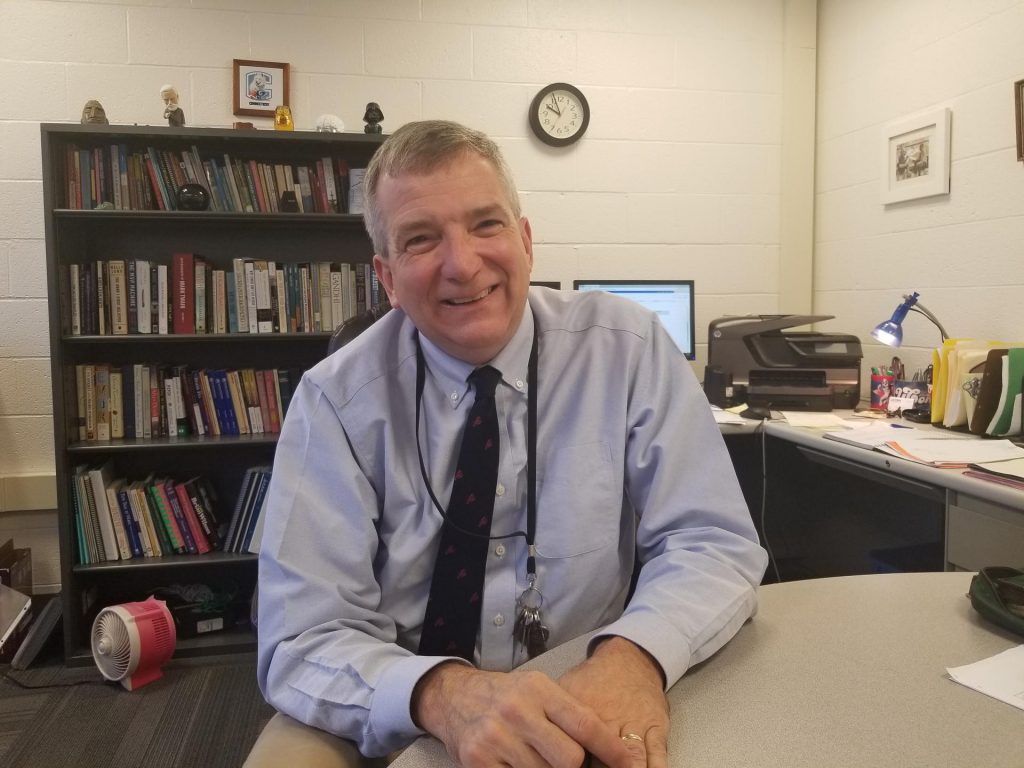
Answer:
92;608;133;679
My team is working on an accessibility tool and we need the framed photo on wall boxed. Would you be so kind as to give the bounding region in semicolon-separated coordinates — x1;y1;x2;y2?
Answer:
880;107;952;204
233;59;290;118
1015;78;1024;161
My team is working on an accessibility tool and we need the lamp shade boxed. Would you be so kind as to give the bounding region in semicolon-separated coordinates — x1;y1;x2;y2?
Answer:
871;292;919;347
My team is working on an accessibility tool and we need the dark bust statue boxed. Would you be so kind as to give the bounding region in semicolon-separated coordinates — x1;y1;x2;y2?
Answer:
363;102;383;134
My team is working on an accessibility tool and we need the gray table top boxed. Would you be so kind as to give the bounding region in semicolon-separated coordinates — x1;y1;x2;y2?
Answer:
393;572;1022;768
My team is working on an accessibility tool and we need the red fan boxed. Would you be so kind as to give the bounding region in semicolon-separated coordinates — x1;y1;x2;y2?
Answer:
90;597;176;691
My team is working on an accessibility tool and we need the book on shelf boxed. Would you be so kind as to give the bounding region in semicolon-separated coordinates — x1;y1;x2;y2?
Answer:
81;462;119;562
112;482;143;558
348;168;366;214
223;466;272;553
172;252;195;334
109;367;124;439
94;364;111;442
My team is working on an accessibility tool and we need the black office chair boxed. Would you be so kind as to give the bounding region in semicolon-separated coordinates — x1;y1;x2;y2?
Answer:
326;304;390;355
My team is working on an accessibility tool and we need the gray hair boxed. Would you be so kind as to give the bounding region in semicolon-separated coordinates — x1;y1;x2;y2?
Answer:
362;120;521;258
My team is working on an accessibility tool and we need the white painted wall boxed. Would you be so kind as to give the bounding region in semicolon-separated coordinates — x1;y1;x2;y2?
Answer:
0;0;793;590
815;0;1024;395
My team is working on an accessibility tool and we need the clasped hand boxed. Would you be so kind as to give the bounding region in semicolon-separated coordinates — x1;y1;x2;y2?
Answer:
412;637;669;768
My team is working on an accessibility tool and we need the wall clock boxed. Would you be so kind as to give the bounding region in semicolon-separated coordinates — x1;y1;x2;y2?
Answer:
529;82;590;147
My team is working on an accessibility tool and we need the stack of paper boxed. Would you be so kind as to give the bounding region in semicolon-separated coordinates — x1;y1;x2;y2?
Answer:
822;424;1024;468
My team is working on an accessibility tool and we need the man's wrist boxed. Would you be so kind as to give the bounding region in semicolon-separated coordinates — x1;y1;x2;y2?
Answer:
591;635;667;688
411;660;474;734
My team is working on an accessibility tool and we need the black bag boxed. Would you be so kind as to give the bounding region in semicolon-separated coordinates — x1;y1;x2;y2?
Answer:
968;566;1024;638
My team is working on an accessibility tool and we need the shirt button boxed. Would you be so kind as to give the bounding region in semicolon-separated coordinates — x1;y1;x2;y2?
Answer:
495;483;505;496
494;544;506;558
493;614;505;627
515;379;524;390
450;392;458;401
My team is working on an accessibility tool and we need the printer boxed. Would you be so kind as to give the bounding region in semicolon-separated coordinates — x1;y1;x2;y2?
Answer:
705;315;862;411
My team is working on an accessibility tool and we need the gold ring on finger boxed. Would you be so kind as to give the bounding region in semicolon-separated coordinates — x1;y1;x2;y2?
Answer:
621;733;644;743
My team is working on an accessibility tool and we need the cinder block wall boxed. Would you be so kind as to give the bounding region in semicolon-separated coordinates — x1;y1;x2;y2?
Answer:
815;0;1024;392
0;0;791;590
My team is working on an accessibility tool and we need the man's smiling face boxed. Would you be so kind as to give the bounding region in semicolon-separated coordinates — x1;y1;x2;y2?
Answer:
372;151;533;365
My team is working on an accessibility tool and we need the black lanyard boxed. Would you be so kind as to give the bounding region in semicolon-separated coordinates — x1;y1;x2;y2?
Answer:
414;323;540;582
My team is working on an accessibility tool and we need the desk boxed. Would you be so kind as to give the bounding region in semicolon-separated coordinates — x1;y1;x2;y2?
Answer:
391;572;1022;768
720;415;1024;577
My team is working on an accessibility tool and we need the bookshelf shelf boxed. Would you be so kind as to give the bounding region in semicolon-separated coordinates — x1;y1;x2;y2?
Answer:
72;551;256;574
67;433;279;453
66;622;258;666
64;333;332;343
54;208;368;225
42;123;385;665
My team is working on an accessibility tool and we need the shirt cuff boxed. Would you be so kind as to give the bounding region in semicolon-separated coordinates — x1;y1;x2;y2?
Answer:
369;654;472;749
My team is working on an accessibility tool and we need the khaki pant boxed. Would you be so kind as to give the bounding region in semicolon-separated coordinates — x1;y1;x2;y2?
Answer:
244;713;394;768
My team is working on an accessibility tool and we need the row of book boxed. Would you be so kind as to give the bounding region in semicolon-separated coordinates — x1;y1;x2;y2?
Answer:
72;462;224;563
65;255;389;337
63;142;365;215
71;461;272;563
73;363;300;442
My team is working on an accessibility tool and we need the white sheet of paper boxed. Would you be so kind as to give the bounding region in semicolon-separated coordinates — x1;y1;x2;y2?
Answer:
712;409;747;425
947;644;1024;712
781;412;854;429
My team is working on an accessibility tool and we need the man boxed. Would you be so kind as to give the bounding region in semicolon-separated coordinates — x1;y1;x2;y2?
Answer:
256;120;767;768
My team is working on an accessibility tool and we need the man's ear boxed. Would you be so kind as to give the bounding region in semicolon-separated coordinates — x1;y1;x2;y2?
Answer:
372;254;400;309
520;217;534;271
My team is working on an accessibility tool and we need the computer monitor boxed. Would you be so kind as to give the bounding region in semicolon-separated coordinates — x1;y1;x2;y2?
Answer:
530;280;561;289
573;279;696;360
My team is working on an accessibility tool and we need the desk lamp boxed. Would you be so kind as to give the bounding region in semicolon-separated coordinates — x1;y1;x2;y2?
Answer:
871;291;949;347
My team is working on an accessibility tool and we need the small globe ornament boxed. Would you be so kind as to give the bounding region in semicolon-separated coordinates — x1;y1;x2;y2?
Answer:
315;114;345;133
176;183;210;211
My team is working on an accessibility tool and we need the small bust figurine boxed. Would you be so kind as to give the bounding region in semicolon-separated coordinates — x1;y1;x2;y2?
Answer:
363;102;383;134
80;100;109;125
160;84;185;128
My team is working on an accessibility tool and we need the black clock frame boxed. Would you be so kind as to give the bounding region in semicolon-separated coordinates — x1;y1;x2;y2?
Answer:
529;82;590;147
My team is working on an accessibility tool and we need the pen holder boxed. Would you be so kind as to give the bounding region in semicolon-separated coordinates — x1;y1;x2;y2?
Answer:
870;373;894;411
887;379;931;414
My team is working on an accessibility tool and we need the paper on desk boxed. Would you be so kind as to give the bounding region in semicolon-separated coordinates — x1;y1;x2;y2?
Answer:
781;412;855;429
712;409;747;425
878;436;1024;467
971;456;1024;480
947;644;1024;712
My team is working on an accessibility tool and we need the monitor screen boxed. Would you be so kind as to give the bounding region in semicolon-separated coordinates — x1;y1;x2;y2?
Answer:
573;280;696;360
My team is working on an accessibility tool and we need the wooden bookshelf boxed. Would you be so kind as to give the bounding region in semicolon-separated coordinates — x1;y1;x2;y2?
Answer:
41;123;386;664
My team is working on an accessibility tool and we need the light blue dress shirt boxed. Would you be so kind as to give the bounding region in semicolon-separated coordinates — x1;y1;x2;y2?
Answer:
257;287;768;756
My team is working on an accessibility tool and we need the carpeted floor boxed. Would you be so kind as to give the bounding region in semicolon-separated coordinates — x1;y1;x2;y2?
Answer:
0;654;274;768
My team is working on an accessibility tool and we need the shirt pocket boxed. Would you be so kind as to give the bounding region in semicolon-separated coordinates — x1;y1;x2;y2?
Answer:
535;440;618;558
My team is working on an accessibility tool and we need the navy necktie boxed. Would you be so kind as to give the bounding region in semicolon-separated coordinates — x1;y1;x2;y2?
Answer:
418;366;501;660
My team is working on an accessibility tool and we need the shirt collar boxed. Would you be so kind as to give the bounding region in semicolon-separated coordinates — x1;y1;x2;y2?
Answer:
417;305;535;410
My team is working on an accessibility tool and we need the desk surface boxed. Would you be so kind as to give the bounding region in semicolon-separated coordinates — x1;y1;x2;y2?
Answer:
392;572;1021;768
721;412;1024;511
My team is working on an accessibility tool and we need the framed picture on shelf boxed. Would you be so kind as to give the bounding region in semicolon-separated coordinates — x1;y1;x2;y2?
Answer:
233;59;290;118
880;107;952;204
1015;78;1024;161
